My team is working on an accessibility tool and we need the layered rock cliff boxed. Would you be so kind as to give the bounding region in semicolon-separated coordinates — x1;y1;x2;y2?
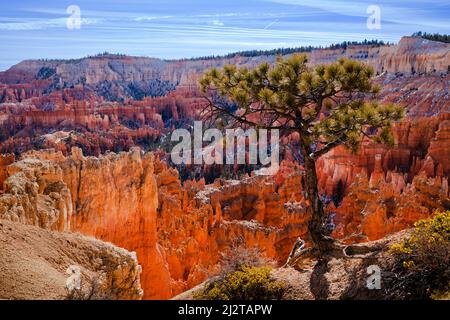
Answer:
1;37;448;94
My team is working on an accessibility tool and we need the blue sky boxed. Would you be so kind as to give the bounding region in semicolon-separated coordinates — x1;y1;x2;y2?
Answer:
0;0;449;70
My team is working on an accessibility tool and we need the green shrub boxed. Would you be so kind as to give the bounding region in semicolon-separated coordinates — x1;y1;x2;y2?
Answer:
194;266;285;300
389;211;450;299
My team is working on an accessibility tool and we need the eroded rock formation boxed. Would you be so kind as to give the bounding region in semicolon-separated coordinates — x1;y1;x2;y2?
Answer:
0;36;448;299
317;114;450;198
1;146;447;299
0;147;170;298
332;171;449;242
0;149;309;298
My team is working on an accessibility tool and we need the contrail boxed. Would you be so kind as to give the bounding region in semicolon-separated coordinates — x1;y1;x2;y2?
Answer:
263;19;279;30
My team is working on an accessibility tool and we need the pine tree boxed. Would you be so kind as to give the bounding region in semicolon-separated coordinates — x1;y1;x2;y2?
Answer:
200;54;404;256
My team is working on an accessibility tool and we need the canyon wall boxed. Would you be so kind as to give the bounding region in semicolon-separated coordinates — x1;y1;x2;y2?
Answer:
154;158;310;295
309;36;449;74
1;147;448;298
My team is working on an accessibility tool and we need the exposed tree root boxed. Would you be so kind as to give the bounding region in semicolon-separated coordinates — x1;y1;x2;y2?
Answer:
284;247;317;269
284;236;386;268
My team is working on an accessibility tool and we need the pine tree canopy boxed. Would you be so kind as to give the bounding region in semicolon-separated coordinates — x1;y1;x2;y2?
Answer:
200;54;404;158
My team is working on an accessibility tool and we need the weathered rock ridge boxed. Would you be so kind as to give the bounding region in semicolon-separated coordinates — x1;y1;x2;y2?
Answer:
1;37;448;94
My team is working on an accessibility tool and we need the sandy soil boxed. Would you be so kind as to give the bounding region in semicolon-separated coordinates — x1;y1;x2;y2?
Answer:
0;219;142;300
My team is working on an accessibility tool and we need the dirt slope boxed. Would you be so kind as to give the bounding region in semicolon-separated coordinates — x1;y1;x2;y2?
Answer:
0;219;143;300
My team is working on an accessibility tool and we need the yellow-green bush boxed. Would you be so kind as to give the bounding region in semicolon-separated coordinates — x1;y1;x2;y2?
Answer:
388;211;450;299
194;266;285;300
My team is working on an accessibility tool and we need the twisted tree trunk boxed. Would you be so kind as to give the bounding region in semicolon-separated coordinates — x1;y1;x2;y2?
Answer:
298;138;381;260
300;137;334;257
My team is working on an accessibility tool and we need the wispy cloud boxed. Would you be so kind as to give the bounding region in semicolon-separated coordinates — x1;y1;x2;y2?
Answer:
134;16;174;22
264;0;450;28
209;20;224;26
0;0;448;71
0;18;102;31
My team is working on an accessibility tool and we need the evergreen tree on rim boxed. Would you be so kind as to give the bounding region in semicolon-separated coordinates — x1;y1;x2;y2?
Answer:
200;54;404;257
